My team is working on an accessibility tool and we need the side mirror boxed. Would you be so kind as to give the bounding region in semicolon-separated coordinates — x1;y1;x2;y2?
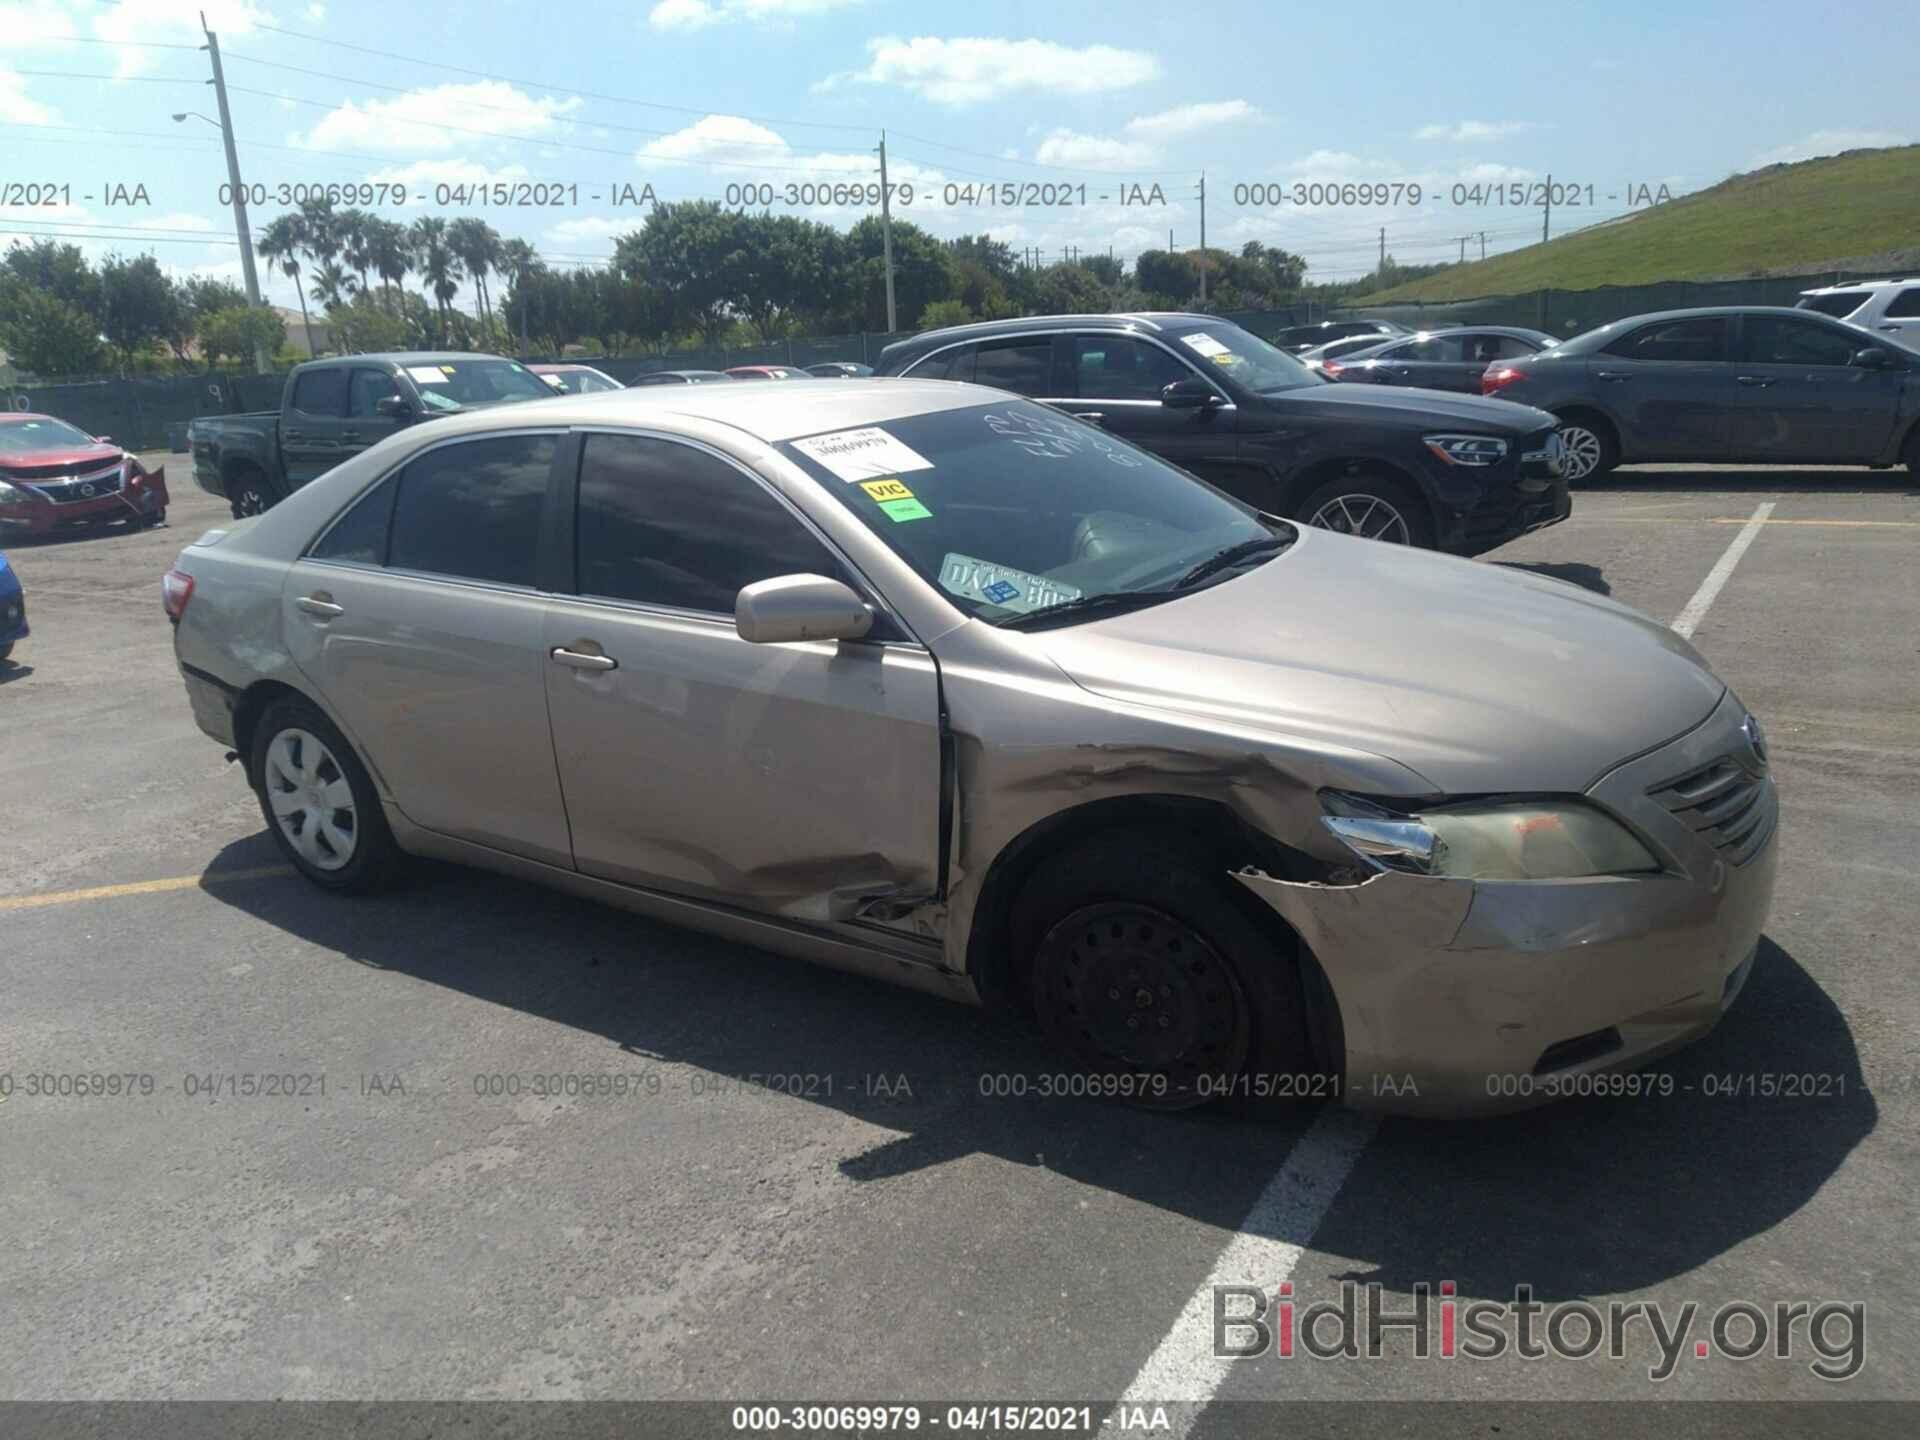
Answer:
94;434;113;443
375;395;413;419
1161;377;1221;409
735;573;873;644
1850;347;1894;370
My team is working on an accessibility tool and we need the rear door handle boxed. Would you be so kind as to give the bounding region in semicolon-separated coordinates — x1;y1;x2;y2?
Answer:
283;429;307;441
1595;370;1633;382
1735;375;1776;387
296;593;344;618
340;430;361;443
552;645;617;672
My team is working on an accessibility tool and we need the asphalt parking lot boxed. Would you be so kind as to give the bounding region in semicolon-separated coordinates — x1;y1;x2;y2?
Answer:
3;456;1916;1429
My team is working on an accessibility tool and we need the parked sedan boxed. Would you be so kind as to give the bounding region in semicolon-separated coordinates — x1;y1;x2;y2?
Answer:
166;380;1774;1115
1270;319;1408;354
529;363;623;394
1297;333;1407;375
1328;327;1557;391
1484;306;1920;481
878;313;1569;553
631;370;731;386
0;548;25;662
805;362;875;378
726;365;811;381
0;413;169;535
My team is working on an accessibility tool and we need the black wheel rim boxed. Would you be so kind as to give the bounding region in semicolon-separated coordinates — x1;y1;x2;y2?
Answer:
234;487;265;517
1032;902;1251;1105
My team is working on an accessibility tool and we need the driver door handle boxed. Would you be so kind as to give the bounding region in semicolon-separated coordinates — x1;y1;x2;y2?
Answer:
1070;411;1107;426
552;645;617;672
296;593;344;618
1736;375;1776;387
1594;370;1633;382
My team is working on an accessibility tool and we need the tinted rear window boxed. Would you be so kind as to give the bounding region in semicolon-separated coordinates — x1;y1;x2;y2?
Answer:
1796;293;1868;318
388;434;556;586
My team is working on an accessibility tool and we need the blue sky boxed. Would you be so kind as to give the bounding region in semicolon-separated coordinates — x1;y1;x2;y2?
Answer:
1;0;1914;311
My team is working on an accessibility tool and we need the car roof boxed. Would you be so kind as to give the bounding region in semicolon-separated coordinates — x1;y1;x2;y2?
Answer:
1801;278;1919;292
316;351;514;366
443;376;1003;444
882;312;1224;353
527;362;603;373
0;412;60;422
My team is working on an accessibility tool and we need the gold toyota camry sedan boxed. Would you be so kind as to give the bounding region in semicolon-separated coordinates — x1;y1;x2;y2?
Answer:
165;379;1777;1114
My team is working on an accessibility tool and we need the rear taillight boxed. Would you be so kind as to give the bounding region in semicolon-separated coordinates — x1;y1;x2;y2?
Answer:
1482;364;1526;395
1322;360;1345;379
162;568;195;622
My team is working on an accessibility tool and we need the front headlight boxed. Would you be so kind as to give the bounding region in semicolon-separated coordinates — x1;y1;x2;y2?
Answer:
1322;794;1661;880
1423;433;1509;466
0;480;27;503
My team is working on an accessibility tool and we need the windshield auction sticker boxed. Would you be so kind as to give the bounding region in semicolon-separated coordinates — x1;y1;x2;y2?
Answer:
939;552;1082;614
791;427;935;482
407;366;451;384
1181;332;1231;358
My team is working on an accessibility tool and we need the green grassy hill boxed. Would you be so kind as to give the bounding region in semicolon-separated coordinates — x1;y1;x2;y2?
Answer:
1367;145;1920;303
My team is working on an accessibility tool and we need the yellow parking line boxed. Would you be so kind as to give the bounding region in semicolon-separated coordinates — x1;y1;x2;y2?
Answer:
0;865;292;913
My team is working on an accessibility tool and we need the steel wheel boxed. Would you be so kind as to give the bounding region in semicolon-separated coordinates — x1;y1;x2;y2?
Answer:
1558;424;1605;481
1307;491;1414;544
263;727;358;871
230;481;268;519
1032;902;1251;1106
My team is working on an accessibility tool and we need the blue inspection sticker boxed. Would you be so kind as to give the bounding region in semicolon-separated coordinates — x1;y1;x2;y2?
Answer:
981;580;1021;604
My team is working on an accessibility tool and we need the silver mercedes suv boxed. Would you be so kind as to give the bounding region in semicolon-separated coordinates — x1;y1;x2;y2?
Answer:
165;380;1777;1114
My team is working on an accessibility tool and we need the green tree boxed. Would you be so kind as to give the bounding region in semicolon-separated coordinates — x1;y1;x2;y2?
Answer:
408;216;465;344
1;238;99;318
257;213;316;355
366;217;412;307
99;253;180;369
198;305;287;369
918;298;973;328
1031;263;1111;315
1134;249;1198;305
620;201;741;344
0;281;104;376
844;215;956;332
446;218;503;335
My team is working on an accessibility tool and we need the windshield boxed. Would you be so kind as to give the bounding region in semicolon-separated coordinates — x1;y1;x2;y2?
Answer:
403;359;554;411
1170;324;1323;395
780;400;1289;627
1797;293;1867;318
0;417;100;453
543;369;621;394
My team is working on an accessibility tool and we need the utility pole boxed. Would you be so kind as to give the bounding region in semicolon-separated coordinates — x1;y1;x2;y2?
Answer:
1542;173;1552;244
1196;172;1208;304
200;12;266;373
875;131;897;333
1478;231;1487;261
1378;226;1386;271
1458;235;1469;263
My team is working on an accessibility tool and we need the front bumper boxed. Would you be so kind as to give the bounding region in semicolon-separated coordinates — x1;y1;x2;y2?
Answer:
1237;693;1778;1115
0;466;167;535
1430;428;1571;555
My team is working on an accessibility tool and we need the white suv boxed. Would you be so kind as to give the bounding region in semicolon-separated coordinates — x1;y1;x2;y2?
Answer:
1796;278;1920;342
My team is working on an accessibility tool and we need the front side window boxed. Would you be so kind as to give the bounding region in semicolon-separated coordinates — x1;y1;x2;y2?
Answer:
1884;288;1920;319
347;368;401;419
290;368;347;416
1397;334;1468;363
1603;317;1730;363
388;434;556;586
780;400;1285;627
575;434;843;613
1742;317;1862;367
1071;336;1193;400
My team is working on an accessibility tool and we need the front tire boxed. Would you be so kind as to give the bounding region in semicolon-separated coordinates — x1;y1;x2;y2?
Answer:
1011;830;1312;1112
250;696;402;893
0;642;13;664
1297;472;1434;549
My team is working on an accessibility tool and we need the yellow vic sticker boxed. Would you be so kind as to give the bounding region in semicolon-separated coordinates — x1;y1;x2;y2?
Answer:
860;478;914;502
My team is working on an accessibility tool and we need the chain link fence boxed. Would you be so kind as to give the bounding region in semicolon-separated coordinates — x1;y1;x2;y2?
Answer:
8;270;1888;451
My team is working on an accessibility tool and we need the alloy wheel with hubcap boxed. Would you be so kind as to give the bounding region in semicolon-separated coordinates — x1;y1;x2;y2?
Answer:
1557;423;1607;481
264;727;358;871
229;479;269;519
1031;901;1252;1109
1306;492;1414;544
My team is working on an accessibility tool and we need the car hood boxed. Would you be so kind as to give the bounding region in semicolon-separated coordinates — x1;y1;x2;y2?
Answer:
0;442;124;474
1029;528;1725;796
1260;381;1557;434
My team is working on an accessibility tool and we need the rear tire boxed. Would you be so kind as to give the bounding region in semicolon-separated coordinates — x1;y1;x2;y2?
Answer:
1556;414;1619;483
250;696;403;893
228;470;272;520
0;642;13;664
1010;829;1312;1112
1297;472;1434;549
1903;425;1920;476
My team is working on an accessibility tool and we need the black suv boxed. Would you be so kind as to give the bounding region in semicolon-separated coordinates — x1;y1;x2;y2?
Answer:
876;313;1569;553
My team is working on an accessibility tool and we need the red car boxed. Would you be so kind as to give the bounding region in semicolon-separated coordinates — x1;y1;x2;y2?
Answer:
0;413;168;537
724;365;810;381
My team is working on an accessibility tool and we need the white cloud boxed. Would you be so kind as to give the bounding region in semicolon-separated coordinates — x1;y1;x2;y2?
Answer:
293;81;584;155
94;1;269;78
0;68;56;123
1033;129;1155;170
636;114;941;209
818;36;1159;105
1124;100;1257;141
306;1;327;18
1747;129;1911;168
648;0;862;29
1281;149;1393;177
1413;120;1536;143
363;157;535;202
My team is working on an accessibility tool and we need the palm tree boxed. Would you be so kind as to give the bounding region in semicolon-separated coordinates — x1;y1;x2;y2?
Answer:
256;212;315;356
408;216;464;345
297;196;342;281
366;218;411;309
336;208;375;294
446;218;502;339
499;238;536;356
308;261;357;312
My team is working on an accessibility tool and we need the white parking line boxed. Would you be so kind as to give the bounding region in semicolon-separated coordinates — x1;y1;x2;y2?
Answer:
1112;503;1777;1429
1671;501;1776;638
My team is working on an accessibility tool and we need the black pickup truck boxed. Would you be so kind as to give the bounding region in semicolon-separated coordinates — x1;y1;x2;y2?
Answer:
188;351;556;518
